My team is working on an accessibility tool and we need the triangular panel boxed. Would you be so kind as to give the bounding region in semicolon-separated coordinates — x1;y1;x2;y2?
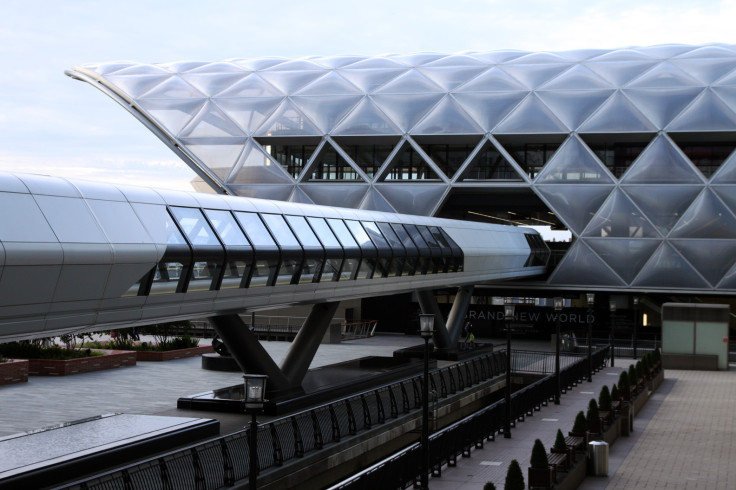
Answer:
711;185;736;213
494;93;569;133
105;73;172;99
179;72;248;98
257;70;326;94
358;187;397;212
186;144;243;181
536;89;614;131
620;135;703;184
227;184;293;201
338;67;410;93
299;183;369;208
252;99;322;137
374;69;444;94
459;142;523;181
632;242;710;289
374;184;447;215
291;95;363;133
623;87;703;129
717;259;736;289
331;98;402;135
294;71;362;96
499;64;571;89
582;189;659;238
178;101;246;138
454;66;527;92
535;137;613;184
288;186;315;205
307;142;365;181
372;93;444;133
577;92;657;133
669;189;736;238
667;89;736;131
711;152;736;183
671;239;736;287
136;99;207;136
584;60;658;86
626;61;702;89
670;58;736;85
410;96;483;134
622;185;702;235
417;65;489;91
535;184;613;234
213;97;284;134
547;240;626;286
380;141;443;181
538;64;614;90
585;238;660;284
136;75;205;99
216;74;284;97
453;92;527;132
228;140;294;184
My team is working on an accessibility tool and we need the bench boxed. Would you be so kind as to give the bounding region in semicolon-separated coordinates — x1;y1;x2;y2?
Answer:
548;452;568;482
565;435;585;452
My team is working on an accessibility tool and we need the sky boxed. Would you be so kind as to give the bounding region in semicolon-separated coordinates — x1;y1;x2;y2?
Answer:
1;0;735;193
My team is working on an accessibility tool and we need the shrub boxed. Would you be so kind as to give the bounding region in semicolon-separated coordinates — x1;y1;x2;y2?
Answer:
599;385;612;411
628;364;637;384
483;481;496;490
610;383;620;401
530;439;549;469
0;341;102;360
618;371;630;392
586;398;599;424
554;429;567;452
635;360;644;380
572;410;587;433
504;459;525;490
653;348;661;363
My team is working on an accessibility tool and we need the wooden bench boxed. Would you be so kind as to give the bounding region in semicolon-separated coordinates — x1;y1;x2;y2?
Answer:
566;435;585;452
548;452;568;482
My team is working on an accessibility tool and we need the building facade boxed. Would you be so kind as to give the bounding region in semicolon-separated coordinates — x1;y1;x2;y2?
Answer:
68;43;736;294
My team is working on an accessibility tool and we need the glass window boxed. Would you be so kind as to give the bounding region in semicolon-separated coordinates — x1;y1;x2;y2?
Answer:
249;259;277;287
132;203;187;245
362;221;389;249
345;220;374;250
150;262;184;294
307;217;341;248
204;209;251;247
235;212;277;248
390;223;418;276
170;207;221;246
220;260;250;289
285;215;322;248
188;261;218;292
327;219;359;249
261;214;301;248
299;258;322;284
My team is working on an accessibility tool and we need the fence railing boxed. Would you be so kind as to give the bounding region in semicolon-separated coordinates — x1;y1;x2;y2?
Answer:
329;345;610;490
60;349;512;490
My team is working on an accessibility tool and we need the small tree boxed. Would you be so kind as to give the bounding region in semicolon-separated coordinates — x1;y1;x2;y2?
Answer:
586;399;600;424
618;370;629;393
628;364;637;385
610;383;620;401
635;360;644;381
530;439;549;469
599;385;612;411
505;459;525;490
653;348;661;364
571;410;587;434
554;429;567;452
483;481;496;490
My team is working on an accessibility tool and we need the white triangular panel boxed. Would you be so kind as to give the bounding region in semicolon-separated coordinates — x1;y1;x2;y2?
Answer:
586;238;660;284
582;189;659;238
374;69;444;94
711;185;736;212
417;65;489;91
536;89;614;131
257;70;326;94
667;89;736;131
494;93;569;133
374;184;447;215
186;144;243;181
299;183;369;208
136;99;207;136
584;60;658;86
632;242;710;289
136;75;205;99
252;99;322;137
180;72;247;97
626;61;703;88
294;71;362;96
228;140;294;184
216;74;284;97
178;100;246;138
669;189;736;238
104;73;172;99
620;135;703;184
410;96;483;134
622;87;703;129
539;64;614;90
500;64;571;89
671;239;736;287
547;240;626;286
535;137;613;184
578;92;657;133
288;186;315;205
338;67;410;93
213;97;284;134
535;184;613;234
670;58;736;85
454;66;527;92
372;93;444;133
291;95;363;133
330;97;402;135
622;185;702;235
359;187;397;212
453;92;527;132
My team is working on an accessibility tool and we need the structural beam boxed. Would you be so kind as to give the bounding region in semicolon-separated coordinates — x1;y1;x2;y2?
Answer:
416;289;452;351
446;285;474;344
211;314;301;398
280;302;340;386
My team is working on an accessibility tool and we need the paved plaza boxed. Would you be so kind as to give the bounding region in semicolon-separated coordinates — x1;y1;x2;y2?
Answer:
2;335;736;489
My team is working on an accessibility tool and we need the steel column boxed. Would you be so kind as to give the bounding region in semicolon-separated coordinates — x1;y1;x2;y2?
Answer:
416;289;452;351
445;286;474;344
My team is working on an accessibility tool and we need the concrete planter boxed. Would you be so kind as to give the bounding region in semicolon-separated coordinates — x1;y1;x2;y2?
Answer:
0;359;29;385
555;452;588;490
26;350;136;376
136;345;213;362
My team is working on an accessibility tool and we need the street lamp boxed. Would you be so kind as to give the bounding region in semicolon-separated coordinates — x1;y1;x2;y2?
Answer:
609;300;616;368
244;374;268;490
633;297;639;360
504;303;515;439
586;293;595;383
553;297;563;405
418;313;435;490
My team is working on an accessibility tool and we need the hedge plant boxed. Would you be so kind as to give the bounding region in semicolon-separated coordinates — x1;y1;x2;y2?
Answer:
530;439;549;469
505;459;525;490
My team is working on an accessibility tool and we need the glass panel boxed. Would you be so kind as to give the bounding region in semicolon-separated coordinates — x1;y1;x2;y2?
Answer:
276;259;300;285
671;239;736;286
623;185;702;235
327;219;359;249
582;189;659;238
235;212;277;248
178;100;245;138
331;97;402;135
150;262;185;294
418;141;477;179
454;66;525;92
307;217;342;248
256;137;319;179
535;184;613;235
340;257;359;280
374;69;443;94
188;261;218;292
261;214;301;248
320;258;341;282
215;97;284;134
356;259;375;279
252;99;322;136
249;259;277;287
494;94;569;133
285;215;322;248
361;221;389;250
632;243;710;289
453;92;527;132
535;137;611;183
669;189;736;238
577;92;657;133
291;95;362;133
335;138;397;178
229;140;294;185
220;260;250;289
410;96;483;135
203;209;251;247
622;87;702;129
671;139;736;179
299;258;322;284
404;224;431;274
580;136;650;179
345;220;374;251
585;238;660;283
548;241;625;286
498;141;561;179
170;207;221;246
461;143;522;181
621;136;703;184
371;93;444;132
132;203;188;246
536;89;614;131
384;142;440;180
309;144;362;181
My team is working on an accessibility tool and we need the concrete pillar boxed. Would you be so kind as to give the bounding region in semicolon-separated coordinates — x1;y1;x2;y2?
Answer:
211;314;301;398
446;285;474;344
280;302;340;386
416;289;452;351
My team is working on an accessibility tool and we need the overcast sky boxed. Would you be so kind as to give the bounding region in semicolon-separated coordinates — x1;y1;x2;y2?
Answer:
1;0;735;192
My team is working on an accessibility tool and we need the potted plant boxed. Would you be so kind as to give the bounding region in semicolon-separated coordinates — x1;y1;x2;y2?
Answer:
552;428;574;464
628;365;638;395
598;385;612;422
528;439;553;489
569;410;587;447
483;482;496;490
618;370;630;401
586;398;602;436
505;459;525;490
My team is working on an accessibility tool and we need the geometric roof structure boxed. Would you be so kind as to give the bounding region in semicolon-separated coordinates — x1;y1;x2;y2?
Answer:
67;43;736;294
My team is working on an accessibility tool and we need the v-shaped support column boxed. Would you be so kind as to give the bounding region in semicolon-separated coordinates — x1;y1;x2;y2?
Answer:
416;289;452;352
446;285;474;344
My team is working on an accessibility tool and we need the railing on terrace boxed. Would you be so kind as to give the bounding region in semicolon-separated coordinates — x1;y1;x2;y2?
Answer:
59;347;609;490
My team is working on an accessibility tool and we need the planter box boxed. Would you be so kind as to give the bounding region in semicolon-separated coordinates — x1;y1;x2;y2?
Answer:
0;359;29;385
136;345;213;362
26;350;136;376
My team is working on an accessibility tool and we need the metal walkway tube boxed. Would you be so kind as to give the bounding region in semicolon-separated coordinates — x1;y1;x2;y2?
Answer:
211;314;300;398
416;289;452;351
280;301;340;386
445;285;474;344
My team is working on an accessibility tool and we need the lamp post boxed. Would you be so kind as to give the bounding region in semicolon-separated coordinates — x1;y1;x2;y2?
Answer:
609;300;616;368
553;297;563;405
586;293;595;383
244;374;268;490
418;313;435;490
504;304;515;439
633;297;639;360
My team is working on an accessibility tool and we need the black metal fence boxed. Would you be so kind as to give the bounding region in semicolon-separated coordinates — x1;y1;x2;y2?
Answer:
59;350;509;490
329;345;610;490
